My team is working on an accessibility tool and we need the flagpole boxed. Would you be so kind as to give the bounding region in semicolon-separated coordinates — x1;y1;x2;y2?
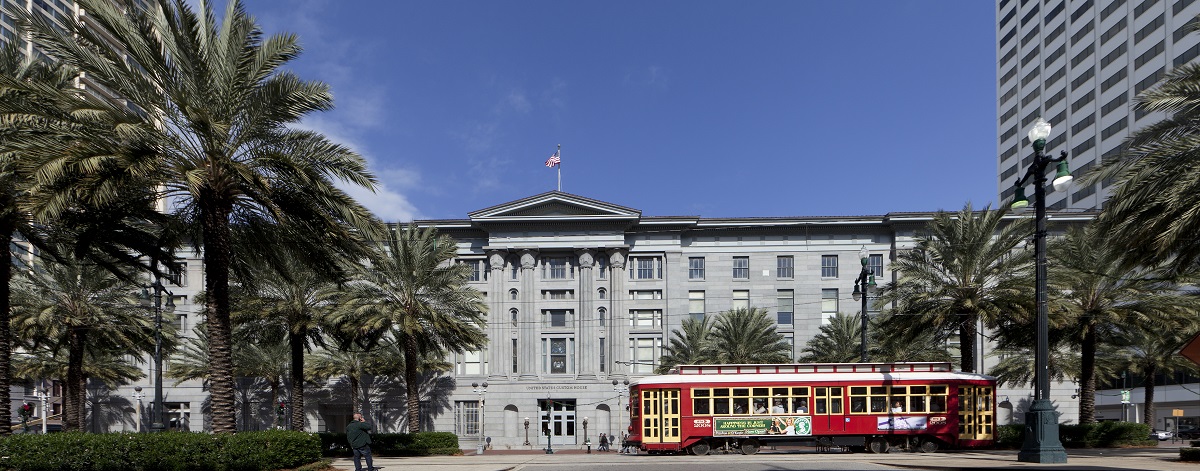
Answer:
556;144;562;192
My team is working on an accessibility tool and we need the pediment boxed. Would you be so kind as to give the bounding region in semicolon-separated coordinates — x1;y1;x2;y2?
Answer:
469;191;641;222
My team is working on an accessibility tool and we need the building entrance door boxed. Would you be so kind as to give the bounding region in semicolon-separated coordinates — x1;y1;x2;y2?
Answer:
540;399;577;445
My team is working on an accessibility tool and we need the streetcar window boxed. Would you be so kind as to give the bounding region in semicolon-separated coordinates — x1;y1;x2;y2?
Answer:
693;398;710;415
930;385;947;395
910;396;926;412
890;386;906;395
830;398;843;414
733;388;750;397
733;398;748;414
850;386;867;395
930;396;946;412
910;386;927;395
713;388;729;396
814;387;828;414
694;389;710;397
870;397;887;412
870;386;886;395
772;388;788;397
851;397;867;413
753;388;769;396
792;397;809;413
714;399;729;414
791;387;808;396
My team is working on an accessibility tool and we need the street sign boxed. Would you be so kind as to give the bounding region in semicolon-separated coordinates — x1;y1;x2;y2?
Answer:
1121;390;1130;404
1173;409;1184;417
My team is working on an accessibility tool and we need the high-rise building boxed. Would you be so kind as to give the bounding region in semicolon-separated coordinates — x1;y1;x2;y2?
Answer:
995;0;1200;210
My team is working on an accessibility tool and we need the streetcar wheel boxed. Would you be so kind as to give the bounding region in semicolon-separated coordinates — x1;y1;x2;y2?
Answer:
739;439;760;455
690;441;711;456
868;437;890;454
918;439;939;453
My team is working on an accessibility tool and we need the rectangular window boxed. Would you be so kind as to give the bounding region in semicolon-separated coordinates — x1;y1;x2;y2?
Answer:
1070;0;1093;23
1021;67;1041;87
465;260;485;282
1071;90;1095;112
1135;67;1164;93
454;401;480;436
868;254;883;277
688;257;705;279
1102;92;1129;116
1000;27;1017;48
1101;67;1127;92
777;256;794;278
1134;0;1158;18
689;291;705;321
1045;66;1066;86
168;261;187;287
543;290;574;300
1136;40;1164;69
1101;118;1128;140
821;254;838;278
543;309;573;328
1021;88;1041;107
776;289;794;325
1045;87;1066;108
1045;1;1065;23
732;290;750;311
542;337;574;374
1101;43;1128;69
1176;0;1196;14
597;256;607;279
1101;0;1126;21
1175;43;1200;67
599;338;606;373
1020;3;1040;26
1021;46;1040;67
629;256;662;280
1071;20;1095;46
1135;14;1165;44
732;256;749;279
543;257;570;279
1101;18;1127;45
1021;24;1040;47
1071;44;1095;68
629;289;662;300
630;337;661;374
630;309;662;328
456;350;487;375
821;289;838;320
1072;114;1095;135
1046;22;1066;44
1071;68;1095;90
512;339;518;373
1000;47;1017;68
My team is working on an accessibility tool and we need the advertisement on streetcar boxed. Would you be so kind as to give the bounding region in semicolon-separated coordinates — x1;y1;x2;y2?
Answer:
712;416;812;436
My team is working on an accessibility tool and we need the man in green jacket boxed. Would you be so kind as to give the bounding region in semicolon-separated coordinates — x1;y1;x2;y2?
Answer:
346;413;374;471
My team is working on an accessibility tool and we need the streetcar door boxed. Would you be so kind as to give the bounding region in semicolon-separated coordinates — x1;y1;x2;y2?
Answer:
957;386;993;442
813;386;846;432
640;388;681;444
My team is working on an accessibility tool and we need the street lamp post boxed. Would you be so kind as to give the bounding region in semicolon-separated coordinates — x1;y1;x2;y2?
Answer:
37;386;49;434
1009;117;1071;464
132;386;145;433
472;382;488;455
851;246;877;362
544;398;554;454
141;276;175;433
583;416;590;453
523;417;531;446
612;379;630;444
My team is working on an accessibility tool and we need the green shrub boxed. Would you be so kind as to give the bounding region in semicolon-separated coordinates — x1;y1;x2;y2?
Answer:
1181;447;1200;462
0;431;319;471
316;432;460;457
993;421;1154;449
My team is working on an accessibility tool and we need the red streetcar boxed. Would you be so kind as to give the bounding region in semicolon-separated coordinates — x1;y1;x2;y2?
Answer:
622;362;996;455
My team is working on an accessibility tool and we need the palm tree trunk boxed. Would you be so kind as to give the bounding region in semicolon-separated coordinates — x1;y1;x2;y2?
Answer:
64;327;86;431
1143;365;1157;427
405;335;420;433
959;314;977;373
349;374;361;417
201;196;237;433
289;331;305;431
0;224;14;436
1078;323;1098;423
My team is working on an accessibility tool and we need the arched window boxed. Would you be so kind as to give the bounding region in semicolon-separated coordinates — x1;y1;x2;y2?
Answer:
598;307;607;327
510;308;518;326
598;288;607;299
510;288;519;300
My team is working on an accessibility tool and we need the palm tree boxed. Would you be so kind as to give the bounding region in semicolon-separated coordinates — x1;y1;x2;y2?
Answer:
874;204;1033;373
14;0;382;432
707;307;791;364
798;312;867;363
1117;323;1200;429
306;345;374;417
869;315;954;364
13;345;146;429
657;315;717;373
233;257;342;430
1086;51;1200;275
1046;226;1200;423
10;251;155;431
336;224;487;433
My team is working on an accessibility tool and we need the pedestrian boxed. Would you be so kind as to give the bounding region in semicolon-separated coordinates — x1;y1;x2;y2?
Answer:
346;413;374;471
599;432;609;451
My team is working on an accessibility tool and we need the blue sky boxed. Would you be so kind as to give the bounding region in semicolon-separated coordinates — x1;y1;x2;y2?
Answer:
234;0;997;221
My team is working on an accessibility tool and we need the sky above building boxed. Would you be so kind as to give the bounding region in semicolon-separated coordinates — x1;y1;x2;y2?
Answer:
231;0;997;221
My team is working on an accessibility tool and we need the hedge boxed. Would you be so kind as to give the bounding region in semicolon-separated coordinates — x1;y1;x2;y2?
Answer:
317;432;460;457
0;430;320;471
1183;447;1200;462
996;422;1156;449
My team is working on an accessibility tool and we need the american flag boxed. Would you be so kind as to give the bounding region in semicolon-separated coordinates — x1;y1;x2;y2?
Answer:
545;150;561;167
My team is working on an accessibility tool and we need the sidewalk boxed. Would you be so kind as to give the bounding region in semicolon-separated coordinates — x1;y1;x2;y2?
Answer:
329;445;1191;471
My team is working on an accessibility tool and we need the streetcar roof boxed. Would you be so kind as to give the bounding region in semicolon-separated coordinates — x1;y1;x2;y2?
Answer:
631;371;996;386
